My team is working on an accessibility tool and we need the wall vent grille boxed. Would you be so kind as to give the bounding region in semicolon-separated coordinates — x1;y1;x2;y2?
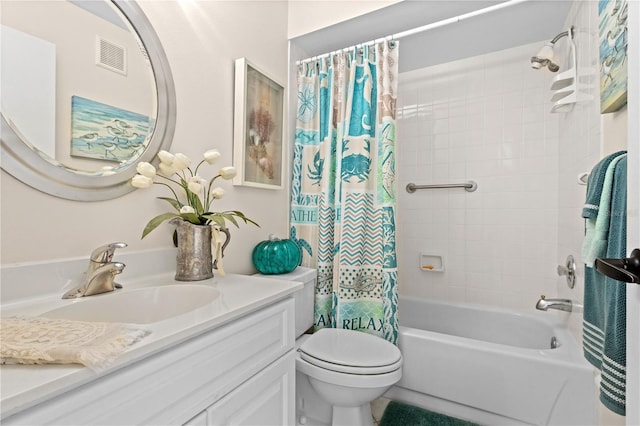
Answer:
96;36;126;75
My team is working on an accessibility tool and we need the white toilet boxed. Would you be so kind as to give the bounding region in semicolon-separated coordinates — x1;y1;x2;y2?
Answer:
259;267;402;426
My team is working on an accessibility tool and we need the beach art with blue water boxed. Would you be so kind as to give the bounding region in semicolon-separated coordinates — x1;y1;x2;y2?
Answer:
71;95;151;162
598;0;628;113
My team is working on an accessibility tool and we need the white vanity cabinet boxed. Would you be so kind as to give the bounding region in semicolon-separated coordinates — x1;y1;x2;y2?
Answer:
185;351;295;425
2;298;296;425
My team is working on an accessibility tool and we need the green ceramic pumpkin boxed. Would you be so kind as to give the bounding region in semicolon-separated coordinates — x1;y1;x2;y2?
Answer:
252;235;302;275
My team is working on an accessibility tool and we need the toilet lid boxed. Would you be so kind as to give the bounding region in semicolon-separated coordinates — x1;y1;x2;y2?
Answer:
298;328;402;375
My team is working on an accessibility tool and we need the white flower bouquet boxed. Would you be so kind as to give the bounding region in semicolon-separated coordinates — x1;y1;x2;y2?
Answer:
131;149;258;238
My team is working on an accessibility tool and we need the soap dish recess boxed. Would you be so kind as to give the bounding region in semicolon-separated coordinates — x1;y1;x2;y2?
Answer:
420;254;444;272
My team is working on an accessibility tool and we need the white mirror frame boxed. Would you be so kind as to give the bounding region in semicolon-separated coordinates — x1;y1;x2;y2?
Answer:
0;1;176;201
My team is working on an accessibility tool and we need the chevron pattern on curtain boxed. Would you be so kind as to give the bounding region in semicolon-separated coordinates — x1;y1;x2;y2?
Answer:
290;41;399;343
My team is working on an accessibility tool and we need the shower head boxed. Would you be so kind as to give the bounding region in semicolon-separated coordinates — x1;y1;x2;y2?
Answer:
530;27;574;72
530;55;560;72
531;42;561;72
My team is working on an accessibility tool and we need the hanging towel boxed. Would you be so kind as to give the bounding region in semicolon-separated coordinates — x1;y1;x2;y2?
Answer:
583;155;627;416
582;154;627;267
582;150;626;218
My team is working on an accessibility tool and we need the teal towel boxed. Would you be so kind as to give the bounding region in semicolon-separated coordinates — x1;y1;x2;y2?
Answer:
583;155;627;416
582;154;626;267
582;150;626;218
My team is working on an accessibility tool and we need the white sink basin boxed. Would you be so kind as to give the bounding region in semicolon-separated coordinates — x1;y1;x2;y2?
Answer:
42;285;221;324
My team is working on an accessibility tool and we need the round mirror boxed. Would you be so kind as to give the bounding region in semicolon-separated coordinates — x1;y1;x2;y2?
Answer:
0;0;175;201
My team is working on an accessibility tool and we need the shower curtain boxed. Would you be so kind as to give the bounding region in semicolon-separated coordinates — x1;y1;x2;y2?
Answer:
290;41;399;343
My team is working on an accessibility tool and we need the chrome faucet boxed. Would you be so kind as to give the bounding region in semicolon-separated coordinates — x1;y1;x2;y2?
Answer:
535;295;573;312
62;262;126;299
62;242;127;299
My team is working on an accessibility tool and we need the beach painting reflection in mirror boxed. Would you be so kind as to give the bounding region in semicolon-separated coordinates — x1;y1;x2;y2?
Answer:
71;96;150;162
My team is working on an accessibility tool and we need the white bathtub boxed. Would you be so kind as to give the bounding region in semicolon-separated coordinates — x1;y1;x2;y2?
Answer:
385;296;597;426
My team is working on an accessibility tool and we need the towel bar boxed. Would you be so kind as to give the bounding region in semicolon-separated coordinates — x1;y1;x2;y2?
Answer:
595;249;640;284
406;181;477;193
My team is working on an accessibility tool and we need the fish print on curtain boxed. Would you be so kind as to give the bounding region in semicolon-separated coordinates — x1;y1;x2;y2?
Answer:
290;41;399;343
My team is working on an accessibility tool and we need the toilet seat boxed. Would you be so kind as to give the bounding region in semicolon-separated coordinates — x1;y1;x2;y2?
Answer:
298;328;402;375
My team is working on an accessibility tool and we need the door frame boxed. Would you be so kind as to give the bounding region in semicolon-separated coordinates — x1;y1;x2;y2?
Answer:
625;1;639;424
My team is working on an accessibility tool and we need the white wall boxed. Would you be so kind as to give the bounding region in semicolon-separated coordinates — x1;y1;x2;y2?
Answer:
2;1;153;171
396;42;561;312
1;25;56;158
0;1;290;274
287;0;399;39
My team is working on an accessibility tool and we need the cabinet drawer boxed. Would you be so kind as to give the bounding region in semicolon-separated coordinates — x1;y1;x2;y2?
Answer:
4;298;295;425
202;350;295;425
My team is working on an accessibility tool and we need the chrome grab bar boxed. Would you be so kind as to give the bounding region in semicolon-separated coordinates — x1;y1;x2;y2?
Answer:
406;180;477;193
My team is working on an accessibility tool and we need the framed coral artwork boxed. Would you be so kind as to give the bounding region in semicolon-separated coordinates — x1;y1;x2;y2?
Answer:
233;58;285;189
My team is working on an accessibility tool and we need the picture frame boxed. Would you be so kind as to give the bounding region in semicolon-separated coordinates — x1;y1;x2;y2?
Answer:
233;58;285;189
70;95;150;162
598;0;628;113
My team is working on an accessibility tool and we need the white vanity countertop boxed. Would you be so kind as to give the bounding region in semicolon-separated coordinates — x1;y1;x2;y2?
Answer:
0;271;303;419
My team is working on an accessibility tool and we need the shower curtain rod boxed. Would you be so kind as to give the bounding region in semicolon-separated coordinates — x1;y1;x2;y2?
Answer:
296;0;530;65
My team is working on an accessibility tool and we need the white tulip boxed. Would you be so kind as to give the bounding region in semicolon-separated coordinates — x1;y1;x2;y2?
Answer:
173;153;191;171
204;149;221;165
158;149;176;165
136;162;156;178
211;187;225;199
158;162;177;176
180;205;195;214
131;174;153;188
187;176;205;193
219;166;237;180
157;150;175;165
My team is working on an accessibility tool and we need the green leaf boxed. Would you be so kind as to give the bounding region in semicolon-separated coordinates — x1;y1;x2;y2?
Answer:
184;187;204;215
180;212;201;224
223;214;239;228
208;215;227;228
158;197;182;212
142;212;180;239
228;210;260;227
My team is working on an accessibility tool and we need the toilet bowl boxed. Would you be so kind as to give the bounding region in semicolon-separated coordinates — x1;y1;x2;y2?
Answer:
296;328;402;426
255;267;402;426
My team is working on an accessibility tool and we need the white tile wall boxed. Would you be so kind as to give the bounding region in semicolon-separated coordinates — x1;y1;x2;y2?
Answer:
556;0;605;344
396;0;603;339
395;3;625;423
397;42;563;313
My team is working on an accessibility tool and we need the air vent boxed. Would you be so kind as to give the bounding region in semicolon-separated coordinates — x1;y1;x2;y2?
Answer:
96;36;126;75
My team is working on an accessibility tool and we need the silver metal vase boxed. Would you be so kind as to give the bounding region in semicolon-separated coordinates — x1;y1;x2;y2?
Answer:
171;218;213;281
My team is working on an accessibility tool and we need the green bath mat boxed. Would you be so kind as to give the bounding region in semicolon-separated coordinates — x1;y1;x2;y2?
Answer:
379;400;479;426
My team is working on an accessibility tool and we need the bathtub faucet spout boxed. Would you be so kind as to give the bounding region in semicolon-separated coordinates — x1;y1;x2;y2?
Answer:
536;295;572;312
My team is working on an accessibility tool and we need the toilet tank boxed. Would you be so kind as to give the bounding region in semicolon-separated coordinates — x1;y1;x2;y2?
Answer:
254;267;316;338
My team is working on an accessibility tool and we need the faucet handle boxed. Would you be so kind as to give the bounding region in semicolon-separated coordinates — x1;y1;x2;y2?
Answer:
557;255;576;289
90;242;128;263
